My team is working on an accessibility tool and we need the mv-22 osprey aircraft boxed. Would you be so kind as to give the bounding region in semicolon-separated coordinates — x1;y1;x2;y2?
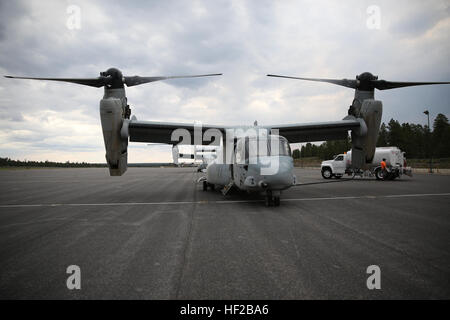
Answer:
5;68;450;206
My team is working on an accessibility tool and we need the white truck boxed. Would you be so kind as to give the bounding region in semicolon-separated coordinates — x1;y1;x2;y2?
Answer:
321;147;412;180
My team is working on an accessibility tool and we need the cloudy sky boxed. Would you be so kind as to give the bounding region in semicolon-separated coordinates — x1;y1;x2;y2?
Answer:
0;0;449;163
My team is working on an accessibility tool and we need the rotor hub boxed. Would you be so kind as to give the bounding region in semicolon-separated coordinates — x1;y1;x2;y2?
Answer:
100;67;124;89
356;72;378;91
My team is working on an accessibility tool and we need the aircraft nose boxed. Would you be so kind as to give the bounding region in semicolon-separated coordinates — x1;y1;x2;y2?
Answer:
259;156;294;189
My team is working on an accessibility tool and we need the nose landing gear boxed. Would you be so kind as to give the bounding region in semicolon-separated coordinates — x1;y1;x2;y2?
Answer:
265;190;281;207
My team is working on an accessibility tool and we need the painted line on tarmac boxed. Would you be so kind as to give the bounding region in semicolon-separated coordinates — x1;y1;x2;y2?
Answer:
0;193;449;208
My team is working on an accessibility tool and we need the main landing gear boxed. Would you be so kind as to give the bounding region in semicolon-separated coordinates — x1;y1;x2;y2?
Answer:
265;190;281;207
202;180;215;191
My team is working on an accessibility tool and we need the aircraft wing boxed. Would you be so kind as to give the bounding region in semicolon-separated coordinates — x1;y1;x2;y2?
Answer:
128;119;361;145
266;120;361;143
128;120;228;145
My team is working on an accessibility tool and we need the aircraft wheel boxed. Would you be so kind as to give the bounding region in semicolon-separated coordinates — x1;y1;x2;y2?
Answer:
209;183;215;191
265;191;274;207
273;196;280;206
203;180;208;191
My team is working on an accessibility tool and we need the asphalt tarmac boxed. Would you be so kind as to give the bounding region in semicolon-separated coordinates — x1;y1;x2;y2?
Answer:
0;167;449;299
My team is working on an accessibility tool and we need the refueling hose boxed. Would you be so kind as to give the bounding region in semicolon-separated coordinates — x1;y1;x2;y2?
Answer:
293;172;358;187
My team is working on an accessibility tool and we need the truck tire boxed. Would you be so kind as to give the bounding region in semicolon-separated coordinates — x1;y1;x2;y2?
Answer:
321;168;332;179
375;168;383;180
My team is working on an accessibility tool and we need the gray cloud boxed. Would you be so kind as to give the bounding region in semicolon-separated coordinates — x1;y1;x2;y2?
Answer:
0;0;449;162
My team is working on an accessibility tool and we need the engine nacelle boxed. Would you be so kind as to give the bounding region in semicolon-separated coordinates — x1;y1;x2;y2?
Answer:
100;98;128;176
351;99;382;169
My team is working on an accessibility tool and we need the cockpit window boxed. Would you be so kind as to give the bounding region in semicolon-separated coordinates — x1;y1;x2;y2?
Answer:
236;136;291;163
269;137;291;156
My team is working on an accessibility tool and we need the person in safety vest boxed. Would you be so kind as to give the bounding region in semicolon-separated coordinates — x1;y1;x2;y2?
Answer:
380;158;387;179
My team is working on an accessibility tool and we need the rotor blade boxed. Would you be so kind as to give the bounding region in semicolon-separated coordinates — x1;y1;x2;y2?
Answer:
373;80;450;90
124;73;222;87
267;74;358;89
4;75;111;88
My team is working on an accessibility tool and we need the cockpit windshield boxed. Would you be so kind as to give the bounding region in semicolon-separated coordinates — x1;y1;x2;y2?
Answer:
265;136;291;156
235;135;291;164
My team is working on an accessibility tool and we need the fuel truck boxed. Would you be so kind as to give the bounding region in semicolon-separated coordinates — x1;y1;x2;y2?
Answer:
321;147;412;180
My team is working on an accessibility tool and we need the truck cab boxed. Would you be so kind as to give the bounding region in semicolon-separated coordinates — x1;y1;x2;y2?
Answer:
321;154;346;179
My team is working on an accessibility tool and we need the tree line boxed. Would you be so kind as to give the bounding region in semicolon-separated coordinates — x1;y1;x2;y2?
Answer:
0;158;106;168
293;113;450;160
